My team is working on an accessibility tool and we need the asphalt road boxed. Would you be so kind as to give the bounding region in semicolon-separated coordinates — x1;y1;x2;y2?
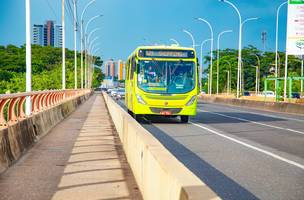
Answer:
117;98;304;200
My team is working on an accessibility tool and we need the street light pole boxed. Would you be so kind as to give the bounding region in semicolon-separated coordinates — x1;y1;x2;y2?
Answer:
81;0;96;89
217;30;233;95
301;59;304;97
220;0;259;98
220;0;242;98
182;29;195;49
250;65;258;95
196;18;214;95
284;5;290;100
87;28;100;44
25;0;31;116
84;15;103;88
222;60;232;94
169;38;180;46
252;54;260;94
275;1;288;93
88;41;100;88
73;0;77;89
239;18;259;93
225;70;230;95
62;0;66;90
200;39;212;93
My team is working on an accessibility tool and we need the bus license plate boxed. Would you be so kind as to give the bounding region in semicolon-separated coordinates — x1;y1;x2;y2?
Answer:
160;110;172;115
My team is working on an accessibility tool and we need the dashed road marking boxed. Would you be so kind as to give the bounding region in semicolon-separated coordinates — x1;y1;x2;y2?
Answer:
198;109;304;136
190;122;304;170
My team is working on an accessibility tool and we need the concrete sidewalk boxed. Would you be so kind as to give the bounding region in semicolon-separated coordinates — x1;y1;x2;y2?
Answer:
0;94;142;200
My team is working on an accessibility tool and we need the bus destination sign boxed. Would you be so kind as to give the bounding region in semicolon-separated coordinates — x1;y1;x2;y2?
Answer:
139;49;194;58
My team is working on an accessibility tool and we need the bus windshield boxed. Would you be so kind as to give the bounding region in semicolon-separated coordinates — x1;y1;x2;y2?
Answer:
137;60;195;94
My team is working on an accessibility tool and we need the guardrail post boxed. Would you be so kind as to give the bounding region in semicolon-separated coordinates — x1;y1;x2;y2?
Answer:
18;96;26;119
0;99;10;126
8;97;19;123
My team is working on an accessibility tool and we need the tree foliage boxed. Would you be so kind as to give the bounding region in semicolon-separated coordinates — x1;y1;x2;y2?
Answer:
202;45;303;94
0;45;104;94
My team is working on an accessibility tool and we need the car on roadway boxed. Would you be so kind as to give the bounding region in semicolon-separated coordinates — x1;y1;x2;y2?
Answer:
110;89;119;97
115;88;125;100
261;90;275;97
243;91;250;96
107;88;115;94
291;92;300;99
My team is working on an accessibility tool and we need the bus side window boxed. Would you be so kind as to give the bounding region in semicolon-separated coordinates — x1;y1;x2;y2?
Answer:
130;57;136;80
126;60;129;80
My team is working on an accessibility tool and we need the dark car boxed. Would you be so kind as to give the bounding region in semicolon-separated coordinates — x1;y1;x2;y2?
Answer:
243;91;250;96
291;92;300;99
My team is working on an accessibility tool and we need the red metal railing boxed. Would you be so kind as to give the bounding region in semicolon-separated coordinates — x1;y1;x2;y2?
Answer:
0;89;91;126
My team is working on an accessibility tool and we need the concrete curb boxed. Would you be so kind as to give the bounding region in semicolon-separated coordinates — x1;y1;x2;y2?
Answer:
102;92;220;200
200;95;304;115
0;93;92;174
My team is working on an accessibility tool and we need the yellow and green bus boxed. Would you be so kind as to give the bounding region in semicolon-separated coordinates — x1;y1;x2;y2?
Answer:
125;45;199;123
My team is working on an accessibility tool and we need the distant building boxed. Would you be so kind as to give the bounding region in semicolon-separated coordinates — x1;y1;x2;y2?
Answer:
33;24;44;46
32;20;62;48
105;59;116;79
54;25;63;48
44;20;54;46
118;60;125;80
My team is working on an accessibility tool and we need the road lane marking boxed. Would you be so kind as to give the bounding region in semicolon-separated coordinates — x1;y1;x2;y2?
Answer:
198;109;304;136
198;103;304;123
190;122;304;170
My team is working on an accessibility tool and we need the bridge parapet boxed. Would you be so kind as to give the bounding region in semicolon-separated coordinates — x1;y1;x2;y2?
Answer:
0;89;91;126
0;89;92;174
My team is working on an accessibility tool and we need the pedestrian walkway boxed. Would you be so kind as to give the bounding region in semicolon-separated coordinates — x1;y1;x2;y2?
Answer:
0;94;142;200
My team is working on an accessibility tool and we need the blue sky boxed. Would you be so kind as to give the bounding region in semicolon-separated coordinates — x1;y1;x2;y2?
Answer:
0;0;288;61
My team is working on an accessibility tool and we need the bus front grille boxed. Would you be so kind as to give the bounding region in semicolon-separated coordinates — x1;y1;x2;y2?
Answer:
144;94;188;100
150;107;182;114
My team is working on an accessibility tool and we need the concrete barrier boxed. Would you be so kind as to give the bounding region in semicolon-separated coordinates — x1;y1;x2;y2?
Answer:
0;92;92;174
200;95;304;115
102;93;220;200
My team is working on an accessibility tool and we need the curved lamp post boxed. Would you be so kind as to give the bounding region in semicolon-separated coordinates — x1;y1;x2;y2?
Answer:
80;0;96;89
182;29;195;49
196;18;214;95
200;39;212;93
275;1;288;94
222;60;232;95
87;28;101;44
84;15;103;88
169;38;180;46
216;30;233;95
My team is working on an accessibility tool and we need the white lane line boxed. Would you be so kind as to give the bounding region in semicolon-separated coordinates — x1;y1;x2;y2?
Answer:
198;109;304;136
199;103;304;123
190;122;304;170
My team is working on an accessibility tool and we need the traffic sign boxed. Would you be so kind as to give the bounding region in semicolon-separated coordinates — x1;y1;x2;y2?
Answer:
287;0;304;55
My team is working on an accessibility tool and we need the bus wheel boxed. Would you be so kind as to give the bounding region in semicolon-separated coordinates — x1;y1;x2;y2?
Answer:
133;114;141;121
180;116;189;123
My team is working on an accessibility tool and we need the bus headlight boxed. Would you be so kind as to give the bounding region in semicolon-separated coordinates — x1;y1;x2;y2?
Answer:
186;96;197;106
136;94;147;105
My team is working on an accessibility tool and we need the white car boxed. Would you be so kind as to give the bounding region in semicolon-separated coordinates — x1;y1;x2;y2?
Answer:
110;89;119;97
261;91;275;97
115;89;125;99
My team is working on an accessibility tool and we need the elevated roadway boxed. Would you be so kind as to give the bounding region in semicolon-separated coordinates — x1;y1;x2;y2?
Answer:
118;99;304;200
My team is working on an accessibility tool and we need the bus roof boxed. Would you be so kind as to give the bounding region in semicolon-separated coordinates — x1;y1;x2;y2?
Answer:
127;45;196;60
136;45;195;51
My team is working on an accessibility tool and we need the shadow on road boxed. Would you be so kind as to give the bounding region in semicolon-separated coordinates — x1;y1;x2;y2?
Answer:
142;123;259;200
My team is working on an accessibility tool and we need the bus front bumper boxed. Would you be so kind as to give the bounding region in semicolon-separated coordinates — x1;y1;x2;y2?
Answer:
133;101;197;116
